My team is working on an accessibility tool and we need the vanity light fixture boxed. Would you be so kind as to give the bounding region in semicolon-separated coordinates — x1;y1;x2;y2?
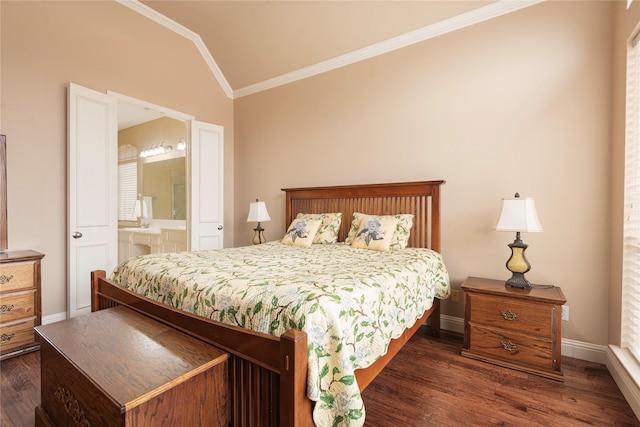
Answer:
247;199;271;245
139;142;173;158
495;193;543;289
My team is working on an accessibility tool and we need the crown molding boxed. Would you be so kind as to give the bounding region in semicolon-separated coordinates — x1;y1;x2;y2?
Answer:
234;0;543;98
118;0;542;100
116;0;234;99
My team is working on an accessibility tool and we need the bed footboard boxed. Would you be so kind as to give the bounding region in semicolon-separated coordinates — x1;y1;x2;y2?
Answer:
91;270;314;427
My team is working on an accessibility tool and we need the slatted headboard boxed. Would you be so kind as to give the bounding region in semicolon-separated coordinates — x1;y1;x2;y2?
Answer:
282;180;445;252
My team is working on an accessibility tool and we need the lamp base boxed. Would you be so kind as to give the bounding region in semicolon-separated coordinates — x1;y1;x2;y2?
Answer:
504;232;533;290
252;223;266;245
505;272;532;290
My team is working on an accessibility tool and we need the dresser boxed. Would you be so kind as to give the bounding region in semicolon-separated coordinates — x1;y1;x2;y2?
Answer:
0;250;44;360
35;305;228;427
461;276;566;381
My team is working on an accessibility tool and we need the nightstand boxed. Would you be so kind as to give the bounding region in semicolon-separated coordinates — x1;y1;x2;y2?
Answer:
461;276;566;381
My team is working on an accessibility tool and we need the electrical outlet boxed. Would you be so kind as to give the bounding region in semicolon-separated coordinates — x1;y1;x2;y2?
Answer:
562;305;569;321
451;289;460;303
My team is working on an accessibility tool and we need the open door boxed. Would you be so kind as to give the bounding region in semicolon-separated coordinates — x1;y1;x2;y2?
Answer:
68;83;118;318
190;120;224;250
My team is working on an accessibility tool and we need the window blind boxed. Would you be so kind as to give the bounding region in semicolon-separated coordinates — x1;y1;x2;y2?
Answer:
623;37;640;360
118;145;138;222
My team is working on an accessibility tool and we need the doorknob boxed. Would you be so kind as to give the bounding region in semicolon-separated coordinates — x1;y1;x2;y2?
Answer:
72;232;83;239
218;225;223;230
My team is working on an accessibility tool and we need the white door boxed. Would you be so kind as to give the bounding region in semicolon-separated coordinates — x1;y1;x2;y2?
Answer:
68;83;118;318
190;121;224;250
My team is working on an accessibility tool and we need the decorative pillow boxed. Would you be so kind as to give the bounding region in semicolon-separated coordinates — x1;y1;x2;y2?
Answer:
282;218;322;247
346;212;414;250
391;214;414;250
295;212;342;244
350;215;398;251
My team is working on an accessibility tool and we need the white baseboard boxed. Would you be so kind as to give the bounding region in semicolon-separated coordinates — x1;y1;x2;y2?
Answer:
608;346;640;420
42;311;67;325
441;314;464;334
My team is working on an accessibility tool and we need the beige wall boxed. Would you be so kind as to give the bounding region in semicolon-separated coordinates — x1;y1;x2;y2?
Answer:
0;0;630;348
235;1;615;345
1;2;234;319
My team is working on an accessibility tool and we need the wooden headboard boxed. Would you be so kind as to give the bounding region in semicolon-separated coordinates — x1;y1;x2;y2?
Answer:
281;180;445;252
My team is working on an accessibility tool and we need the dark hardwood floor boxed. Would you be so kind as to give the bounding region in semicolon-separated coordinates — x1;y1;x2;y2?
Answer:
1;328;638;426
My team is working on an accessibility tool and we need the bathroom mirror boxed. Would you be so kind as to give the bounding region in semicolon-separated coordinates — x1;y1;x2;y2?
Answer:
142;156;186;220
118;116;188;225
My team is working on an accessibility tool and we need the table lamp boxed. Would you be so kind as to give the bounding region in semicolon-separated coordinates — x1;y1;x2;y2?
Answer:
247;199;271;244
495;193;543;289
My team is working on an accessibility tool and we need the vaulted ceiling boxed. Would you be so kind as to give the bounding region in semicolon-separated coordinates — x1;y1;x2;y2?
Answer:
124;1;540;98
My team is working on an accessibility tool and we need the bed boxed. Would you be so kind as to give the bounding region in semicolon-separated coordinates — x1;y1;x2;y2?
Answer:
91;180;449;427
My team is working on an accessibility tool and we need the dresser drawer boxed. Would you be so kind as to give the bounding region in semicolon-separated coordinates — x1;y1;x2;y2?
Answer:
0;261;35;292
469;293;555;336
0;317;36;353
0;290;35;322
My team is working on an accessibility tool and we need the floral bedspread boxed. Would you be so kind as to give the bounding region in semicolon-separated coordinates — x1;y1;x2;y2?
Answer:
110;242;450;427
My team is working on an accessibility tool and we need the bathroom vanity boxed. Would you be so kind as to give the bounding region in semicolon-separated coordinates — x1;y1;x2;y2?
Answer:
118;227;187;263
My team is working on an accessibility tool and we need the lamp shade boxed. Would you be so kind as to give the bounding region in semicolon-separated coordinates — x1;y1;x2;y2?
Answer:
495;195;543;233
247;200;271;223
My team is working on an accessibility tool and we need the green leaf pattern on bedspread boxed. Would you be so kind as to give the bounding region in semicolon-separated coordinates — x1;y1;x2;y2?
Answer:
110;242;450;427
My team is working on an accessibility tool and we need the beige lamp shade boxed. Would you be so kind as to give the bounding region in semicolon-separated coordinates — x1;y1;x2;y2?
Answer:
246;200;271;223
495;196;543;233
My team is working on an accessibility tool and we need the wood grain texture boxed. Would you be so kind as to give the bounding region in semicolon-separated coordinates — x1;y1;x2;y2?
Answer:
462;277;565;380
0;251;44;360
3;329;638;426
35;306;228;426
362;329;640;426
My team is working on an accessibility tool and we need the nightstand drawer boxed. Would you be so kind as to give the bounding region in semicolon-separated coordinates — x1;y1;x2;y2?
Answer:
468;324;556;371
0;318;36;353
0;261;35;292
469;293;554;336
0;290;35;322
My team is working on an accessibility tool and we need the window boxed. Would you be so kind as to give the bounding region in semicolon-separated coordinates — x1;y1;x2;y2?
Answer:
118;145;138;222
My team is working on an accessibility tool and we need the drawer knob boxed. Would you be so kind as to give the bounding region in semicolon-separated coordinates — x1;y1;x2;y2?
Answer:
0;304;14;314
501;310;518;321
0;332;15;344
501;340;518;351
0;274;13;284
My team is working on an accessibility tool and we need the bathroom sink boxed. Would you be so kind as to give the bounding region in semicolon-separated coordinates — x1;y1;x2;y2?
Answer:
119;227;161;234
